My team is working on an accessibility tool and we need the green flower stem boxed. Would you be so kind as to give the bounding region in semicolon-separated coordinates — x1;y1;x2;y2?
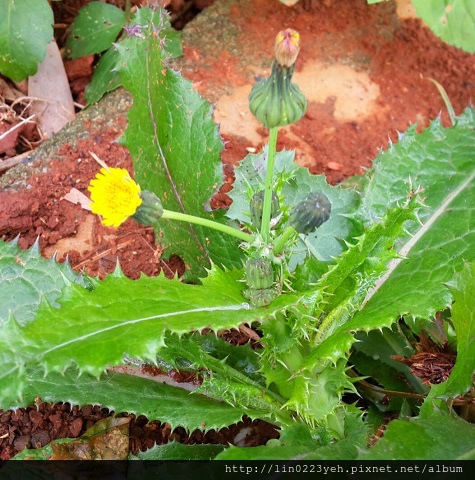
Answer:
260;126;279;243
273;226;298;255
161;210;254;243
125;0;131;24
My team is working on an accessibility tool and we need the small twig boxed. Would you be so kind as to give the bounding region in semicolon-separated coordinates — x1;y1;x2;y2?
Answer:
11;95;51;109
0;114;35;142
350;370;475;406
73;238;135;271
90;151;109;170
72;228;158;271
0;151;31;173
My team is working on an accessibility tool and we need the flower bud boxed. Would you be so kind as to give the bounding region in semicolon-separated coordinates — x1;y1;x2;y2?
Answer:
249;29;306;128
245;258;274;290
250;190;280;229
274;29;300;68
249;63;306;128
132;190;164;226
288;192;331;234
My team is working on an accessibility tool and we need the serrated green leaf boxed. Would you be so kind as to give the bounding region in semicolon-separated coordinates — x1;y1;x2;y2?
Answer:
65;1;125;59
3;368;257;433
0;238;86;326
441;261;475;397
133;441;225;460
359;410;475;459
155;332;262;384
84;8;182;106
0;316;28;404
215;422;317;460
352;109;475;328
117;13;242;281
216;410;367;460
308;197;420;357
0;264;303;404
413;0;475;53
0;0;53;81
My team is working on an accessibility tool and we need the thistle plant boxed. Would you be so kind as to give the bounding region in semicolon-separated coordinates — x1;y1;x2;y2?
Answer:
1;7;474;461
88;28;331;309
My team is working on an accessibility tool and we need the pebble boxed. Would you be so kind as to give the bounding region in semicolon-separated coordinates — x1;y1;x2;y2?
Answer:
327;161;342;171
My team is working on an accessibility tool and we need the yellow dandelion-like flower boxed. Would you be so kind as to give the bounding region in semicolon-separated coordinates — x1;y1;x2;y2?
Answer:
88;167;142;228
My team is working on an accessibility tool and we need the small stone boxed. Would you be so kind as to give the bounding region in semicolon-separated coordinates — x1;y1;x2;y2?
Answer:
69;417;83;437
327;161;342;171
31;430;50;448
13;434;31;451
28;409;43;425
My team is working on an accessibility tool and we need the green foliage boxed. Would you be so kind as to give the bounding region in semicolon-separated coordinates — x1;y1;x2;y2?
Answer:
1;4;475;460
412;0;475;53
360;411;475;459
0;261;301;402
226;148;360;263
117;13;241;281
2;367;260;434
438;262;475;398
65;1;126;59
351;113;475;326
0;238;87;327
132;442;226;460
84;7;182;105
0;0;53;81
0;1;181;103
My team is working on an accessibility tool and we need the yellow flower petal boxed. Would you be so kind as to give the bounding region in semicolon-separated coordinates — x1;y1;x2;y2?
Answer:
88;167;142;228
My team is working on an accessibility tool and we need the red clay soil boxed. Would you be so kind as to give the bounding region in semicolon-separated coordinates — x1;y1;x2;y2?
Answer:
185;0;474;184
0;0;474;460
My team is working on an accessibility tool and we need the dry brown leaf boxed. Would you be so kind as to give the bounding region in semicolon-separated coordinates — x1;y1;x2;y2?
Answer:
28;40;75;138
51;417;130;460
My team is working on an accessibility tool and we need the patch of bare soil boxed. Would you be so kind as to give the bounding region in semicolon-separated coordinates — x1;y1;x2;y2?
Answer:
0;403;278;460
182;0;473;184
0;0;473;460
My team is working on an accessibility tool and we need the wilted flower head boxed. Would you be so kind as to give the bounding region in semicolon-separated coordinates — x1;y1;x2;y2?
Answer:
274;28;300;67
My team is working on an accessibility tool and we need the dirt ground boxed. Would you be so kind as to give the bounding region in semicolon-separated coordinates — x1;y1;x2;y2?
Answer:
0;0;474;460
